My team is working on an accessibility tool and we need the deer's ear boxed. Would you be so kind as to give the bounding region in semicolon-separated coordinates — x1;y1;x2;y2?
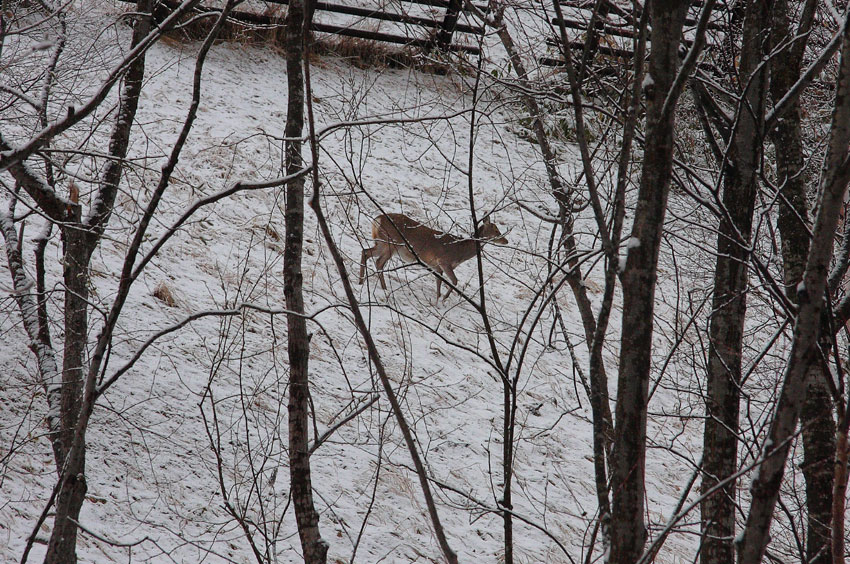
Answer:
482;215;491;225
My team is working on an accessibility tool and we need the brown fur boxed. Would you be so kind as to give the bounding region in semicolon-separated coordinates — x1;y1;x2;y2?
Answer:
359;213;508;300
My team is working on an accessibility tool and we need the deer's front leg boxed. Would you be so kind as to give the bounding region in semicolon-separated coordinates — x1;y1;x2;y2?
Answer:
359;247;374;285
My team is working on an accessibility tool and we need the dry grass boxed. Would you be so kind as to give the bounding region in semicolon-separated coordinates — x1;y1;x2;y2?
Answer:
264;223;281;242
153;281;178;307
312;34;416;70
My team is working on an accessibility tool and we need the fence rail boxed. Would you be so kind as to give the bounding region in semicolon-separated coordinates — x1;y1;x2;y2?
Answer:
542;0;727;68
134;0;486;54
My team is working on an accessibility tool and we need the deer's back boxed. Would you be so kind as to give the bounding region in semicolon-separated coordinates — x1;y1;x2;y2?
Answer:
372;213;453;265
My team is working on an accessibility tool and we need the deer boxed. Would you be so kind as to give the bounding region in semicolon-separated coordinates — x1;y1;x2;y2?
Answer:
358;212;508;300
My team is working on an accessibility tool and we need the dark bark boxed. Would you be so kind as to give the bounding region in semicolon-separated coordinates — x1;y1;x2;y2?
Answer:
736;7;850;562
284;0;328;562
833;424;849;564
43;4;153;563
801;374;836;563
608;1;689;562
700;3;771;564
47;223;89;564
551;11;658;555
768;0;835;561
502;381;515;564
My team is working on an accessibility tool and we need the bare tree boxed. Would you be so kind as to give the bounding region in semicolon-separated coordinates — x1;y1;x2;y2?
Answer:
737;5;850;562
2;2;158;561
10;0;850;562
283;0;329;560
0;2;286;561
609;1;704;561
767;0;836;561
693;1;771;562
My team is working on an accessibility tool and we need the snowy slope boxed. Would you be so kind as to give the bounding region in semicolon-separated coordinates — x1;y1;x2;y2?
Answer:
0;5;708;563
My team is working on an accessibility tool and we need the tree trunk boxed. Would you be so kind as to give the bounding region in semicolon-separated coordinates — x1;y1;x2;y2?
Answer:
700;3;771;564
736;8;850;561
44;3;153;562
769;1;836;560
284;0;327;562
609;1;689;561
774;54;837;564
801;374;836;563
44;220;90;564
776;111;837;563
833;426;850;564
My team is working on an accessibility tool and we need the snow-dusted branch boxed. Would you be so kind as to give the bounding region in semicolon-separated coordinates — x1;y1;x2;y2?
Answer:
0;85;42;111
0;132;74;221
0;0;202;171
0;208;63;459
89;0;240;397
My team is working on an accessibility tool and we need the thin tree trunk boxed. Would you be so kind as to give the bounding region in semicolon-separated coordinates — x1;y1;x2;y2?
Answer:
482;4;618;549
833;424;849;564
769;1;836;560
774;102;836;564
700;3;771;564
609;1;689;561
736;8;850;562
46;222;89;564
802;375;837;563
284;0;327;561
44;2;152;561
774;58;837;564
481;7;576;559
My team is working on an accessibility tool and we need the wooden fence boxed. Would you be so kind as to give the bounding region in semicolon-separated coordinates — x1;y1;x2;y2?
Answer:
138;0;486;54
541;0;727;68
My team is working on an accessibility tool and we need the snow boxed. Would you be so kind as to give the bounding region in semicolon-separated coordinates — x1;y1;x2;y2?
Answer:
627;236;640;249
0;4;720;564
31;40;55;51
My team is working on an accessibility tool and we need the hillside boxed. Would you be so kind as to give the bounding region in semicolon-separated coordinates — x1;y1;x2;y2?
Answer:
2;2;729;563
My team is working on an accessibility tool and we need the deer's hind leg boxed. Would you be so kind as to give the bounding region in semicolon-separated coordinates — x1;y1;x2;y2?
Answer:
374;248;392;290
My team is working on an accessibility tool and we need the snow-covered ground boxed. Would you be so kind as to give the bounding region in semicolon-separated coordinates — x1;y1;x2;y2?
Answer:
0;3;711;563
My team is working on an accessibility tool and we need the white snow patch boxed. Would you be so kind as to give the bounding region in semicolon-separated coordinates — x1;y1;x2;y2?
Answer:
31;40;56;51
